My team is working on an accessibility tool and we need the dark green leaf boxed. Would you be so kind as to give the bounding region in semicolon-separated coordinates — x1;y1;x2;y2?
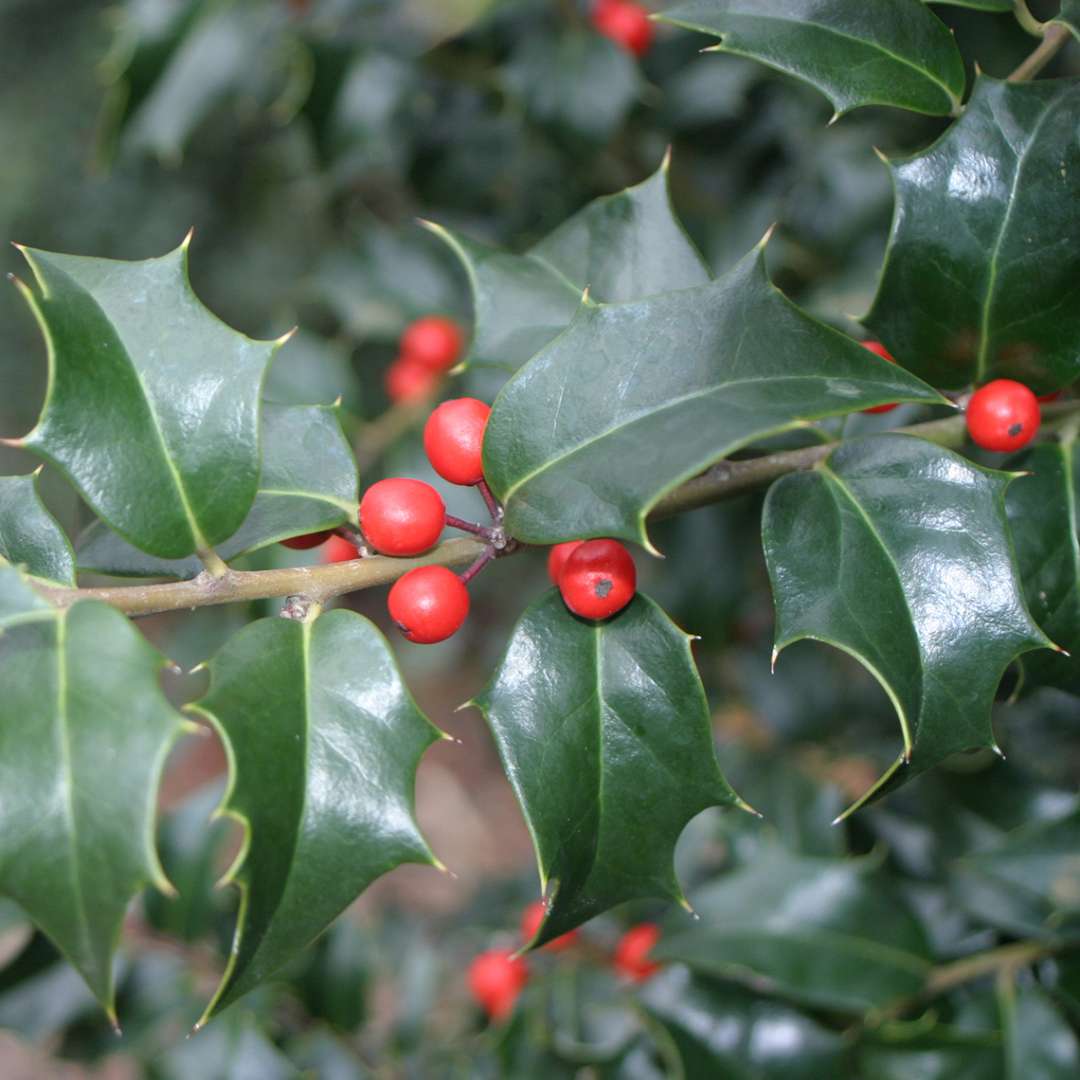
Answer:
1001;982;1080;1079
658;0;965;117
484;245;945;548
190;609;443;1023
1007;438;1079;696
763;434;1052;814
1053;1;1080;39
866;76;1080;392
0;473;74;586
77;404;358;579
472;591;745;944
158;1009;298;1080
0;596;186;1020
0;564;52;628
657;847;933;1012
13;241;281;559
925;0;1010;9
640;966;849;1079
858;1020;1003;1080
428;156;710;389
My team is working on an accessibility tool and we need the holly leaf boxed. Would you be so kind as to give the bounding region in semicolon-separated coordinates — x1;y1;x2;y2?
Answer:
657;0;965;118
471;591;746;945
0;473;75;586
762;434;1053;816
483;244;945;548
0;589;186;1023
858;1021;1002;1079
11;240;282;560
656;846;933;1012
427;155;711;392
640;966;848;1079
189;609;443;1023
1007;438;1079;696
0;564;52;628
865;76;1080;392
1001;982;1080;1079
77;404;358;579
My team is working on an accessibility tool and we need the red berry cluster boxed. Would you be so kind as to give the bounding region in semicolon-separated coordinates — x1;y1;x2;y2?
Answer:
592;0;654;57
385;316;465;404
548;538;637;620
466;908;662;1022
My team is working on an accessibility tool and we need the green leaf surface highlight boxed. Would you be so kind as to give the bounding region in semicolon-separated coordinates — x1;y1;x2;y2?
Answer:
0;473;75;586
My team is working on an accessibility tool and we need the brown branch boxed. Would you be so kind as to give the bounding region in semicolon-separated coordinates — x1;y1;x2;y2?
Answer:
1009;23;1072;82
34;401;1080;618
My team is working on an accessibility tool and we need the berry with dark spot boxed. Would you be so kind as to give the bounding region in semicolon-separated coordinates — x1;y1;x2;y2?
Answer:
966;379;1041;452
559;539;636;620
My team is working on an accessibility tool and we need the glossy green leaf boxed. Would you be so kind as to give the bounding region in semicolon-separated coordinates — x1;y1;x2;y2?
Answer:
1001;982;1080;1079
639;966;848;1079
0;473;75;586
484;245;945;548
657;0;965;117
763;434;1052;815
428;156;710;388
77;404;358;579
0;595;186;1021
1007;439;1079;696
190;609;443;1023
0;564;52;629
866;76;1080;392
656;847;933;1012
952;808;1080;941
473;591;745;944
12;240;281;559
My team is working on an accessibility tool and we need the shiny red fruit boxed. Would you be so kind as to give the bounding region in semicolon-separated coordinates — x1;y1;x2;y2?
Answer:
559;539;636;620
423;398;491;486
520;901;580;952
322;534;359;563
280;530;332;550
360;478;445;556
401;315;464;373
467;948;529;1020
861;341;899;415
388;566;470;644
966;379;1041;452
547;541;585;586
613;923;661;982
592;0;654;57
385;355;439;404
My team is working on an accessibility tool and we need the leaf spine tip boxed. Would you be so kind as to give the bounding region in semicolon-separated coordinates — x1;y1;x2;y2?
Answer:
274;326;298;348
872;146;890;166
660;144;673;171
180;226;195;251
757;223;778;249
770;646;780;674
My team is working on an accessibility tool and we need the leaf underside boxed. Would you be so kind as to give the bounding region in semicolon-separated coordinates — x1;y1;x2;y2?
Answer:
191;609;442;1022
0;474;76;586
15;241;279;559
483;244;945;548
762;434;1052;816
865;76;1080;392
473;590;745;945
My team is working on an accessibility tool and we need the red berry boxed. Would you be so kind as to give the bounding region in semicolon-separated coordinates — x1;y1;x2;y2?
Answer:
401;315;465;373
467;948;529;1020
360;478;445;557
388;566;470;644
559;539;636;620
1037;390;1062;403
592;0;654;57
861;341;899;415
385;355;439;404
322;535;359;563
520;901;580;952
966;379;1041;452
547;541;585;586
423;398;491;486
613;923;661;982
280;530;332;550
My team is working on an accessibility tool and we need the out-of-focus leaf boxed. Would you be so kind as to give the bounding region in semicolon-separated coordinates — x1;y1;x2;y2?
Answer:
157;1009;298;1080
77;403;357;579
858;1019;1003;1080
657;846;933;1012
0;473;75;586
473;591;746;944
1053;1;1080;40
484;247;943;548
1001;981;1080;1079
640;965;849;1079
866;76;1080;392
658;0;965;117
13;241;280;559
290;919;370;1032
763;435;1052;814
1007;439;1079;696
191;610;443;1023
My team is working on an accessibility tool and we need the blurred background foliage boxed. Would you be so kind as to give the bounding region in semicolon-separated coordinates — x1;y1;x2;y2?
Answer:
0;0;1078;1075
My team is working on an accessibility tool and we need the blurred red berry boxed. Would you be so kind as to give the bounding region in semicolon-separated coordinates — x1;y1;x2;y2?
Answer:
467;948;529;1020
613;923;661;982
547;540;585;586
401;315;464;373
520;900;580;952
592;0;654;57
386;355;439;404
322;534;359;563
